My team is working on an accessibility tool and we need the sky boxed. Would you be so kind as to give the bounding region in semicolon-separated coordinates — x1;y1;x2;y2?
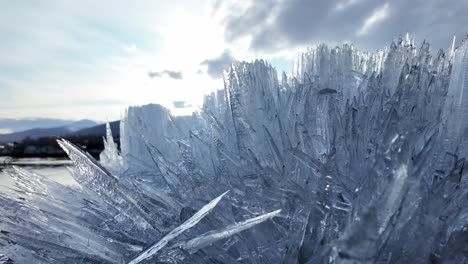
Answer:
1;0;466;122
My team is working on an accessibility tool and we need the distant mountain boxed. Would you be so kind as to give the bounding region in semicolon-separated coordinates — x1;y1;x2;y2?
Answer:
0;127;70;143
0;119;101;143
73;121;120;137
0;118;97;133
64;119;99;132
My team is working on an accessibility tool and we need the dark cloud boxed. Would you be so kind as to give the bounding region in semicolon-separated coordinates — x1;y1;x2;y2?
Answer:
200;50;236;79
172;101;192;108
148;70;183;80
218;0;468;52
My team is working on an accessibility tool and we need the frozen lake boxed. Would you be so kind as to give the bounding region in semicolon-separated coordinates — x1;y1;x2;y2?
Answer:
0;157;78;189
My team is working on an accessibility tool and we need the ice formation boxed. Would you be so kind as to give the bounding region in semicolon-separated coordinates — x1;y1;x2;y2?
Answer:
1;35;467;263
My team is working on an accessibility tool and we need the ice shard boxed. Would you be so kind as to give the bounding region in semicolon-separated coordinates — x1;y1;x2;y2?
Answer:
179;209;282;253
0;35;467;263
100;123;123;175
128;191;229;264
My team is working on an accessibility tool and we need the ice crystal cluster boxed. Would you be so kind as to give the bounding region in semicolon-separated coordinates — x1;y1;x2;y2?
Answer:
1;35;468;263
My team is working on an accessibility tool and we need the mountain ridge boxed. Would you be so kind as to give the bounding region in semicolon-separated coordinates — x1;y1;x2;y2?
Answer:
0;118;98;134
0;120;119;143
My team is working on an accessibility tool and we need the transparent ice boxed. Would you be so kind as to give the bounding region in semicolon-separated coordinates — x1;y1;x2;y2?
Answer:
1;35;467;263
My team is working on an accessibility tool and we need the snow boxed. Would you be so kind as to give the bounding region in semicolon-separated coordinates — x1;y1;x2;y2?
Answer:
1;35;467;263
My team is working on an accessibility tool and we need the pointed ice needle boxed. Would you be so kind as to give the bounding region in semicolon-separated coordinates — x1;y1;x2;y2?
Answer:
181;209;282;253
128;191;229;264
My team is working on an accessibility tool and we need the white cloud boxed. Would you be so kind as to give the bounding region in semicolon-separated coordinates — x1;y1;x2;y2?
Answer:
357;3;390;36
335;0;360;11
123;44;137;53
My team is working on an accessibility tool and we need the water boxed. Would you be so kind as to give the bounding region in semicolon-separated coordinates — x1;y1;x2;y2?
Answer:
0;157;77;188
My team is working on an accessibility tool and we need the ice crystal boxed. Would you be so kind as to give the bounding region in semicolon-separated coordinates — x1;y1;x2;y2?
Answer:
1;35;467;263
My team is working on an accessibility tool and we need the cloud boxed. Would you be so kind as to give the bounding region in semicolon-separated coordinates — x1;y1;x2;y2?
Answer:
357;3;390;36
200;50;235;79
216;0;468;52
335;0;360;11
172;101;193;108
148;70;183;80
123;44;137;53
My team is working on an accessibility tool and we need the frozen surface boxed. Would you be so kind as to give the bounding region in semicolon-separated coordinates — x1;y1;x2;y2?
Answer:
1;35;467;263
